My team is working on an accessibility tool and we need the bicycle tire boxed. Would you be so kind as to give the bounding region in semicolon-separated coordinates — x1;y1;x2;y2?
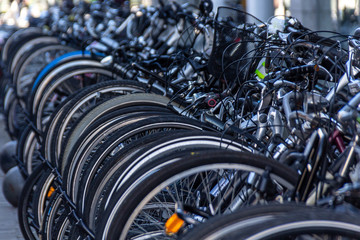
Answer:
180;203;312;240
62;112;178;199
28;58;105;117
42;79;157;166
17;125;40;174
18;163;49;240
83;131;250;229
60;93;173;173
96;149;298;239
3;28;44;65
13;44;75;99
199;208;360;239
9;36;59;74
33;64;119;130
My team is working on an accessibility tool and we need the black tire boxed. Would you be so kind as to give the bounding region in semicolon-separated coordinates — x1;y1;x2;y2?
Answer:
80;130;183;222
180;203;312;240
18;163;49;240
82;131;250;229
96;149;298;240
31;168;56;230
27;58;105;118
59;93;175;173
3;87;24;139
52;213;70;240
194;207;360;239
9;36;59;74
17;125;40;175
62;111;179;199
40;189;65;240
13;43;74;99
42;79;159;166
3;28;44;66
30;62;120;130
63;106;201;184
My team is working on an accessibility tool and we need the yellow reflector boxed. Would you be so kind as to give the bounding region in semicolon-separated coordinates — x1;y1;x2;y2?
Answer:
47;186;55;198
165;213;185;236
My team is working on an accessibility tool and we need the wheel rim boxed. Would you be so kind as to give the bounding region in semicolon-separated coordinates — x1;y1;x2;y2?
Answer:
104;162;295;240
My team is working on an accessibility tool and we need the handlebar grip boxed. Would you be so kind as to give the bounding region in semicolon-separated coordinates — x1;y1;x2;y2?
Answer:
283;65;316;77
271;65;317;79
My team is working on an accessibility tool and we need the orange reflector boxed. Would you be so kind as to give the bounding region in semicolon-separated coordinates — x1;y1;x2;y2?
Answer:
47;186;55;198
165;213;185;236
314;64;320;72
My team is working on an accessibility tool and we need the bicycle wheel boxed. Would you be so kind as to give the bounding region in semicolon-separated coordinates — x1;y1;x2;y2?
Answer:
82;131;251;229
52;210;71;240
194;207;360;239
2;27;44;65
40;187;65;240
3;87;24;139
42;79;157;166
62;112;179;199
3;84;14;113
17;125;41;174
96;149;298;240
28;58;106;118
13;44;75;99
180;203;312;240
31;167;57;229
60;93;174;173
30;51;94;94
18;163;49;240
9;36;59;74
32;63;120;130
31;109;176;232
64;114;207;202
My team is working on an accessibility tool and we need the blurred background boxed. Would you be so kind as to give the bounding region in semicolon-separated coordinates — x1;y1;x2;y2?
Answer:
0;0;359;34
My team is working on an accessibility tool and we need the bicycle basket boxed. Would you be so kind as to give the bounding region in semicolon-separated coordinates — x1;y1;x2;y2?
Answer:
208;7;261;84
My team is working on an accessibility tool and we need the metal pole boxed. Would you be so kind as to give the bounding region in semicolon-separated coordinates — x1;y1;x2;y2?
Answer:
246;0;275;22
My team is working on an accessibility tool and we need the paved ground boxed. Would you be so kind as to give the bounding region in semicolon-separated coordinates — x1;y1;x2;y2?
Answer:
0;115;24;240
